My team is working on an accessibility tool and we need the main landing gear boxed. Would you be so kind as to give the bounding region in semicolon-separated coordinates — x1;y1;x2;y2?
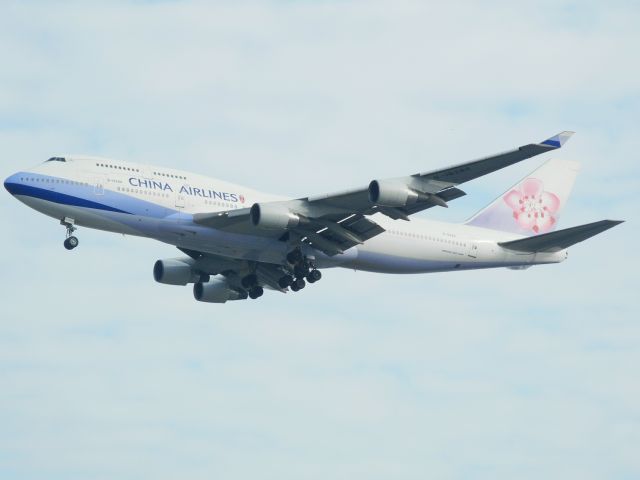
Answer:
241;273;264;300
61;217;79;250
240;248;324;299
283;248;322;293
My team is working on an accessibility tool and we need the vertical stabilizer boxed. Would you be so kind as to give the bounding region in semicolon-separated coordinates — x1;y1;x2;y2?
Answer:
465;159;580;235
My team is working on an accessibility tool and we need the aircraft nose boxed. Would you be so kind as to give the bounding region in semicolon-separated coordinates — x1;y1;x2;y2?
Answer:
4;172;22;195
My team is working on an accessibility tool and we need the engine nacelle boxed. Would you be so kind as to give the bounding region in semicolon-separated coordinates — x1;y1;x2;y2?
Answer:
153;258;200;286
368;179;447;208
250;203;300;230
368;179;417;207
193;277;247;303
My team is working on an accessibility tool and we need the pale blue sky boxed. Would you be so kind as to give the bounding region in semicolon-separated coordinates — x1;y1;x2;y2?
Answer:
1;1;638;479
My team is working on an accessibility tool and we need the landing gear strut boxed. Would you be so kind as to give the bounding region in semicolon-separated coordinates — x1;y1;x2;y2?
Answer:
241;273;258;289
278;274;294;289
61;217;79;250
286;248;304;265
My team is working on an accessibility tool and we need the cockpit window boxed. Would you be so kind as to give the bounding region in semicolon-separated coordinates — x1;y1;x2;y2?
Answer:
45;157;66;162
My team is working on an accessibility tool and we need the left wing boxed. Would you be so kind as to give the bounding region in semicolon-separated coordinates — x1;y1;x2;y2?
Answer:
178;247;290;293
195;131;574;255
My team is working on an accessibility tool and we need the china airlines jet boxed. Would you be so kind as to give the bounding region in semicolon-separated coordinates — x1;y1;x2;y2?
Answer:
4;131;622;303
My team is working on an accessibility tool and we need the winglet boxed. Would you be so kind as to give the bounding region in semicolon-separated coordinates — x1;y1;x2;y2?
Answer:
540;131;575;148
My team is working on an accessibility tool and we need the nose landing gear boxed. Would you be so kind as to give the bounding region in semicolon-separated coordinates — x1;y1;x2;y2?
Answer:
61;217;79;250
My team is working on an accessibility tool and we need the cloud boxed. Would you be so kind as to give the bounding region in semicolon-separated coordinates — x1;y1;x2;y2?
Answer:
1;1;639;479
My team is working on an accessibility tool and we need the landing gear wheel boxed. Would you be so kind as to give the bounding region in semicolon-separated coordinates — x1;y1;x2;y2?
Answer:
278;274;293;289
292;277;306;290
307;269;322;283
248;286;264;299
64;236;79;250
237;290;249;300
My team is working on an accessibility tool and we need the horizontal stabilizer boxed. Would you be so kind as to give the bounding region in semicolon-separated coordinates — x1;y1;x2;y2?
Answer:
498;219;623;252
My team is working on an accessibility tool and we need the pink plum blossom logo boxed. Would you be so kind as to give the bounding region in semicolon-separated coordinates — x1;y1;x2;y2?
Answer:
503;178;560;233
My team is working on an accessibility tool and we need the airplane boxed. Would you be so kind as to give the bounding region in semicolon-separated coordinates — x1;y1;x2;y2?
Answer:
4;131;623;303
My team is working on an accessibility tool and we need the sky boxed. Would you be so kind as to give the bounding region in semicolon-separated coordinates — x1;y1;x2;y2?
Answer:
0;1;639;479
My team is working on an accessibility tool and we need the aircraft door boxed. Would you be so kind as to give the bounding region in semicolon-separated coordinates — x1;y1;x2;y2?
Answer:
94;176;105;196
466;241;478;258
175;189;186;209
139;166;153;180
172;185;191;223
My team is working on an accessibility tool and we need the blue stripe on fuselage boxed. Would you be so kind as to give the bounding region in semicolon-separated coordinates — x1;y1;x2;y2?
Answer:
5;172;176;218
6;182;131;214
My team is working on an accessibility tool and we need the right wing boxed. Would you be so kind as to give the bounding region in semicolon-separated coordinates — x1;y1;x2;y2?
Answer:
194;131;575;256
301;130;575;219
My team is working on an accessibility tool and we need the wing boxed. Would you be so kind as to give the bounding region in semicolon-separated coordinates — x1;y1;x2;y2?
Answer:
178;247;290;293
303;130;574;216
194;131;574;255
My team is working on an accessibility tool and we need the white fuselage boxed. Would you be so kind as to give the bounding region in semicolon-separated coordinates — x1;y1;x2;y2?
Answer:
4;156;566;273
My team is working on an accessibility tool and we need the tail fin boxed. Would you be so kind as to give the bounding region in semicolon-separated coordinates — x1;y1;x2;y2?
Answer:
465;158;580;235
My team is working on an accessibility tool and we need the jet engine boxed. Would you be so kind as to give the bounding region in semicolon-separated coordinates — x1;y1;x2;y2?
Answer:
153;258;201;285
368;179;447;208
250;203;302;230
193;277;247;303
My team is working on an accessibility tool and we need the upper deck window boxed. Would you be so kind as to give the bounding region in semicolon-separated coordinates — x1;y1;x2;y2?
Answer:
45;157;66;162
